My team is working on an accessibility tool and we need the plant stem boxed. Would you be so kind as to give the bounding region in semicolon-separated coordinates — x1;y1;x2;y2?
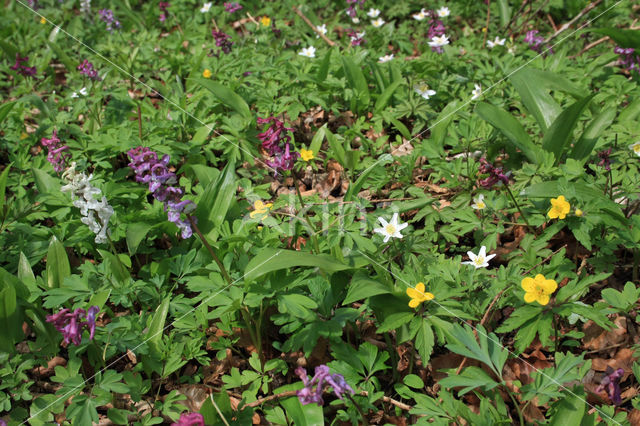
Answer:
292;171;320;253
189;217;232;285
504;184;533;233
505;388;525;426
347;394;369;426
240;306;262;361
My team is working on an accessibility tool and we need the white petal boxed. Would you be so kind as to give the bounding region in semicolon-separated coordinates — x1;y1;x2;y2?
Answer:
396;222;408;231
377;217;388;227
466;251;476;260
390;213;399;226
485;254;496;262
478;246;487;257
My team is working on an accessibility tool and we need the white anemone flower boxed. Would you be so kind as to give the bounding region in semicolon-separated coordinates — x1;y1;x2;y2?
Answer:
371;18;385;28
413;8;428;21
414;84;436;100
71;87;88;98
352;17;360;24
298;46;316;58
316;24;327;37
374;213;408;243
630;142;640;156
462;246;495;269
487;36;506;49
378;54;394;63
471;194;486;210
428;34;449;48
200;2;211;13
367;8;380;18
471;84;482;100
436;6;450;17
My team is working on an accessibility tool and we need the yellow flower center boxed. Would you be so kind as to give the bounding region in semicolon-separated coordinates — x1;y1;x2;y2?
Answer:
473;256;485;266
385;224;396;235
476;201;485;209
634;145;640;153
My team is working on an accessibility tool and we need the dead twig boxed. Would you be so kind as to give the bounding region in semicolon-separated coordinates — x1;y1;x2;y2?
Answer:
545;0;603;43
570;35;609;58
292;5;336;47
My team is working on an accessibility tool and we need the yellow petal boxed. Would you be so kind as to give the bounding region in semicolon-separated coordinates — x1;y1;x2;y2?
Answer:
415;282;426;293
541;278;558;294
521;277;535;292
408;298;421;308
254;200;265;209
524;292;537;303
547;209;558;219
424;292;434;301
406;287;419;299
536;293;550;306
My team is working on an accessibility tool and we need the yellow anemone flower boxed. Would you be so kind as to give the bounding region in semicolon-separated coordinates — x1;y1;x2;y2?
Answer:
300;148;314;162
202;69;212;78
406;282;434;308
548;195;570;220
40;17;46;24
521;274;557;306
260;16;271;27
250;200;273;219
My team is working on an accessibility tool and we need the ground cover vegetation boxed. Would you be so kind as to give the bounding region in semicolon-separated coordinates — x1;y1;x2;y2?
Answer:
1;0;640;424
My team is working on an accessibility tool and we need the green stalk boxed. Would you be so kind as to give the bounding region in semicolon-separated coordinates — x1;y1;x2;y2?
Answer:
292;171;320;253
346;394;369;426
504;184;533;234
189;217;232;285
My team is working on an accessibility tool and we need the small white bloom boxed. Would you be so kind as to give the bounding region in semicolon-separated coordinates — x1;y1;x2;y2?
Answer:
316;24;327;38
414;84;436;100
436;6;450;17
629;142;640;156
471;84;482;100
352;17;360;24
367;8;380;18
428;34;449;48
378;54;394;63
413;8;428;21
507;46;516;55
200;2;211;13
371;18;385;28
71;87;88;98
373;213;408;243
462;246;495;269
471;194;486;210
487;36;506;49
298;46;316;58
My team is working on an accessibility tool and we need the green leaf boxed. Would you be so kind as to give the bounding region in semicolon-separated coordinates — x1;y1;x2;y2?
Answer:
569;108;616;161
325;128;346;167
374;79;402;113
194;78;251;121
316;48;332;83
403;374;424;389
278;294;318;318
98;249;130;283
377;312;414;333
547;387;586;425
194;160;236;234
618;98;640;122
344;154;392;201
244;248;351;282
439;366;499;396
341;55;370;114
309;124;326;154
541;95;594;164
280;393;324;426
343;276;391;305
415;318;435;364
32;168;61;193
429;100;460;149
145;297;170;358
192;124;214;145
476;102;542;164
46;236;70;289
0;101;16;124
88;290;111;311
18;252;35;282
0;165;10;221
588;28;640;49
497;0;512;27
126;222;153;255
46;41;76;71
0;280;21;352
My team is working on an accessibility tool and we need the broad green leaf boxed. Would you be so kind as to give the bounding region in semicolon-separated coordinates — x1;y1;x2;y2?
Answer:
439;366;499;396
280;393;324;426
309;124;326;154
374;79;402;113
497;0;511;27
403;374;424;389
429;100;460;149
588;28;640;49
126;222;153;255
569;108;616;161
46;236;70;289
194;78;251;121
325;128;346;167
191;124;214;144
278;294;318;318
145;297;170;358
547;387;586;425
476;102;542;164
342;55;370;114
377;312;414;333
189;164;221;188
98;249;130;283
541;95;594;163
343;276;391;305
0;101;16;124
88;289;111;311
0;281;20;352
18;252;35;282
0;165;10;220
618;98;640;122
316;48;332;83
244;248;351;282
194;160;236;233
344;154;393;201
46;41;76;71
32;167;61;193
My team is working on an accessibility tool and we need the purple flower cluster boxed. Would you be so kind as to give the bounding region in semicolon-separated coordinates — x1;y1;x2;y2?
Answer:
46;306;99;346
346;0;365;18
257;116;299;174
478;157;510;189
224;2;242;13
614;46;640;75
524;30;550;54
212;30;233;54
127;147;196;239
98;9;120;31
77;59;100;81
295;365;354;406
41;130;70;173
171;413;205;426
597;367;624;405
427;12;446;53
159;2;169;22
597;148;612;171
10;53;37;77
346;29;365;46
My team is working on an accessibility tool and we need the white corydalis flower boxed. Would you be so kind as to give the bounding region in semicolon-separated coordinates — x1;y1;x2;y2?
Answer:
436;6;450;17
200;2;211;13
414;84;436;100
413;8;428;21
61;162;114;244
299;46;316;58
371;18;385;28
629;142;640;156
428;34;449;48
71;87;88;98
367;8;380;18
374;213;408;243
487;36;506;49
316;24;327;38
471;84;482;100
378;54;394;63
462;246;495;269
471;194;486;210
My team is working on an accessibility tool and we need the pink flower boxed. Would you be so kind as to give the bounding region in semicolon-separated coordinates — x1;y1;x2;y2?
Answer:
172;413;205;426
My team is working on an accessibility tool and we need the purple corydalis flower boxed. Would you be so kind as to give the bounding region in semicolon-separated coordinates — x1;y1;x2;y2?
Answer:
127;147;196;239
11;54;37;77
98;9;120;31
614;46;640;75
159;2;169;22
295;365;354;406
346;29;365;46
524;30;551;54
257;116;299;174
46;306;100;346
41;130;70;173
171;412;205;426
346;0;365;17
597;148;612;171
597;367;624;405
478;157;510;189
77;59;101;81
212;30;233;54
224;2;242;13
